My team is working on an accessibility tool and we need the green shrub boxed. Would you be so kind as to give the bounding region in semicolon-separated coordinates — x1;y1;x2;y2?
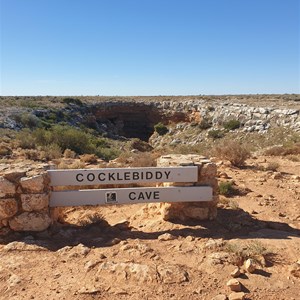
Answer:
207;129;224;139
219;181;235;196
154;122;168;136
223;119;240;131
13;113;41;129
17;125;120;160
50;125;94;154
17;129;36;149
96;147;120;161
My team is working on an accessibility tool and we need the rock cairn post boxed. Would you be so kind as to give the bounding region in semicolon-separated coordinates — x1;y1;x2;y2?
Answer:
155;154;218;221
0;171;51;234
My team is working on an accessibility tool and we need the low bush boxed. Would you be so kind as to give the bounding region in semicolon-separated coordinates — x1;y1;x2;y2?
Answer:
23;149;40;160
223;119;240;131
0;144;12;157
16;125;120;161
130;138;153;152
264;144;300;156
219;181;235;196
265;162;280;171
214;140;250;167
17;129;36;149
80;154;98;164
96;147;120;161
63;148;76;159
13;113;41;129
207;129;225;139
225;241;272;266
41;144;62;160
198;118;212;130
154;122;168;136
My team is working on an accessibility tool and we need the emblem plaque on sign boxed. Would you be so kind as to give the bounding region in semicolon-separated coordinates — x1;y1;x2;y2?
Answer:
105;192;117;203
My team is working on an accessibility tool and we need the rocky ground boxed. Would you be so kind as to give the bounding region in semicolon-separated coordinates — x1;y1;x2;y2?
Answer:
0;155;300;300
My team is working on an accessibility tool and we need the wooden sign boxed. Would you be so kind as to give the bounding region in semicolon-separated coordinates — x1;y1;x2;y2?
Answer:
49;186;213;207
48;166;198;186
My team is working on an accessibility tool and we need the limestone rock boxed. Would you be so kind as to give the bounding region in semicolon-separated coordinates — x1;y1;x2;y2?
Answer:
7;274;21;287
98;262;157;282
231;267;241;278
3;170;26;183
244;258;256;273
226;279;241;292
158;233;176;241
207;252;231;265
9;212;51;231
271;172;282;180
20;174;48;193
0;177;16;197
204;238;224;250
157;264;188;284
289;261;300;278
3;241;47;251
21;193;49;211
228;292;245;300
0;198;18;220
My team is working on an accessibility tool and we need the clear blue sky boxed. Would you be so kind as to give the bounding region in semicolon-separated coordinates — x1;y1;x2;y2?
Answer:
0;0;299;96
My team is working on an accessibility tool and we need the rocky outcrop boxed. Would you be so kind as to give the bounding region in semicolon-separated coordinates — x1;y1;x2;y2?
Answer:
1;96;300;141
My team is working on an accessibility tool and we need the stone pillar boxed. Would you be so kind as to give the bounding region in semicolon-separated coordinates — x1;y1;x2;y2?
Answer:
0;171;51;234
155;154;218;221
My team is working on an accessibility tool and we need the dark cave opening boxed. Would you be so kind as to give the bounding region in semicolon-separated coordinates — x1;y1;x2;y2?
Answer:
92;103;162;141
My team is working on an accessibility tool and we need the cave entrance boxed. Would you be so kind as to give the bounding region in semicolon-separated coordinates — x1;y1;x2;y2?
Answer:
93;102;162;141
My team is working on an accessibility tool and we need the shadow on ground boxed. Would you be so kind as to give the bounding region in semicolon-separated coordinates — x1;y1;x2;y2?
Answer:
1;207;299;251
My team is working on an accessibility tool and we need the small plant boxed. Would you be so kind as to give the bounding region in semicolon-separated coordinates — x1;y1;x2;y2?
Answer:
0;144;12;157
63;148;76;159
225;241;271;266
17;129;36;149
80;154;98;164
214;140;250;167
41;144;62;160
219;181;235;196
130;138;153;152
96;147;120;161
286;155;299;162
265;162;280;171
13;112;41;129
23;149;40;160
207;129;224;139
57;160;86;169
154;122;168;136
223;119;241;131
199;118;212;130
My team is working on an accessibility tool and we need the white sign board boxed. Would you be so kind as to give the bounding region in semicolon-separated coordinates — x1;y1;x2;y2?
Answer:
49;186;213;207
48;167;198;186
